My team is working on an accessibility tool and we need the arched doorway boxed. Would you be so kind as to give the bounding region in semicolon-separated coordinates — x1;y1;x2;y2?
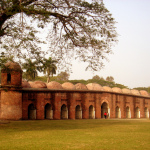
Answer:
89;105;95;119
7;73;11;83
75;105;82;119
28;104;36;120
101;102;108;118
45;103;53;119
126;106;131;118
61;104;68;119
144;107;149;118
135;107;140;118
116;106;121;118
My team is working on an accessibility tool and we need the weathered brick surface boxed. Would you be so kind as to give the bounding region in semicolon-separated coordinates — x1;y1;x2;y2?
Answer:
1;91;22;120
0;62;150;120
0;89;150;120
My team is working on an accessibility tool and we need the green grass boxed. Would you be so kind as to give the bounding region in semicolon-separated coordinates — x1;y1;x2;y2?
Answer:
0;119;150;150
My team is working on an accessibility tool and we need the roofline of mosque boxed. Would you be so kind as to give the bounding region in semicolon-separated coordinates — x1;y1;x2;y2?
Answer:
20;88;150;99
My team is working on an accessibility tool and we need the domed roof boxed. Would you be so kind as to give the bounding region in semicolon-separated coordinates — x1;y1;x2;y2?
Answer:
33;81;47;88
29;81;47;88
22;80;31;88
140;90;149;96
62;82;76;90
112;87;122;93
28;81;34;87
4;61;22;71
131;89;140;95
47;81;63;89
103;86;112;92
86;83;103;91
75;83;88;90
122;88;131;94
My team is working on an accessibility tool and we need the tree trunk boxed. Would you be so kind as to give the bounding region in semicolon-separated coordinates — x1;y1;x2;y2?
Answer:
47;76;50;83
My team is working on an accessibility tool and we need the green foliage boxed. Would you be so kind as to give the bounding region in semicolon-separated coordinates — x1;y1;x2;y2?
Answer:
0;0;117;71
32;74;127;88
106;76;114;82
42;57;57;83
86;78;127;88
92;75;104;80
22;59;39;81
134;87;150;93
34;76;47;83
57;71;70;81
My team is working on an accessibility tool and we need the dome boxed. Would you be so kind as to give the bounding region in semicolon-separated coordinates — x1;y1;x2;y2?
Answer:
29;81;47;88
75;83;88;90
131;89;140;95
103;86;112;92
86;83;103;91
34;81;47;88
140;90;149;96
122;88;131;94
4;61;22;71
62;82;76;90
28;81;34;87
22;80;31;88
112;87;122;93
47;81;63;89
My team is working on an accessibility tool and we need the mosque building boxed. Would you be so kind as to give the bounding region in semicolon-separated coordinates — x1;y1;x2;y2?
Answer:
0;61;150;120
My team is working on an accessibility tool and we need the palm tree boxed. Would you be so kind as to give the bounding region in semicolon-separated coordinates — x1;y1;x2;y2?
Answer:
42;57;57;83
22;59;38;81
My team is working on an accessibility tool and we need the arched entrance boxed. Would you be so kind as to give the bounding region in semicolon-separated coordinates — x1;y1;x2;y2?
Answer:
144;107;149;118
45;103;53;119
28;104;36;120
135;107;140;118
126;106;131;118
101;102;108;118
89;105;95;119
75;105;82;119
115;106;121;118
7;73;11;83
61;104;68;119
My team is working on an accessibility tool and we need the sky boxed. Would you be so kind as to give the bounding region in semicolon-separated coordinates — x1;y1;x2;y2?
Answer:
69;0;150;89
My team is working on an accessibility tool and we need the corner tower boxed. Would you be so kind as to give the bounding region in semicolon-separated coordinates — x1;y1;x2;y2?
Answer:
0;61;22;120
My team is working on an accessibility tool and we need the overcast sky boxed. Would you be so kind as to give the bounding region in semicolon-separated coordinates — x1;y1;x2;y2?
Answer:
69;0;150;89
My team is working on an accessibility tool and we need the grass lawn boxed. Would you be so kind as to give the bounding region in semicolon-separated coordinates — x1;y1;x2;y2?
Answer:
0;119;150;150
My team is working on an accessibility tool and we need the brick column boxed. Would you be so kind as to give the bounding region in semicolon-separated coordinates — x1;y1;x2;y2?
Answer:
110;94;116;118
130;97;135;118
22;93;29;120
53;92;61;120
119;95;124;119
82;92;89;119
36;93;45;120
140;98;145;118
68;92;76;119
122;96;126;119
95;93;101;119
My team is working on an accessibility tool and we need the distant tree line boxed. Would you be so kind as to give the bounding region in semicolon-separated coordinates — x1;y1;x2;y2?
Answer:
0;56;150;92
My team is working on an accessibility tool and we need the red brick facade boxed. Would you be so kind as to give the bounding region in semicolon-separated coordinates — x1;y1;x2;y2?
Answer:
0;62;150;120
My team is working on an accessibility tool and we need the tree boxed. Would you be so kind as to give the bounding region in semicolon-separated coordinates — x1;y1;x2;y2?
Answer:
0;52;14;69
92;75;104;80
57;71;70;81
0;0;117;71
106;76;114;82
22;59;39;81
42;57;57;83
